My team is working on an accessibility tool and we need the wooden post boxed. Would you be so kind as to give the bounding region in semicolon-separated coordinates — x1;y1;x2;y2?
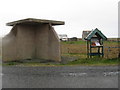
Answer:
90;40;92;58
98;47;100;57
102;40;104;58
87;40;89;58
98;39;100;57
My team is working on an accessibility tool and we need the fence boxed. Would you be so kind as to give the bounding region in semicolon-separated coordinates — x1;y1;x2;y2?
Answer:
61;44;120;59
104;47;120;59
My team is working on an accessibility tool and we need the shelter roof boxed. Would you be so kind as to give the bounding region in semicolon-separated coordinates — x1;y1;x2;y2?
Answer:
6;18;65;26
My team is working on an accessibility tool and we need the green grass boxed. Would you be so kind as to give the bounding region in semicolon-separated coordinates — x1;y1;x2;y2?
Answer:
3;61;24;66
62;53;86;56
3;58;120;66
104;41;119;45
61;41;86;44
6;62;19;65
66;58;120;66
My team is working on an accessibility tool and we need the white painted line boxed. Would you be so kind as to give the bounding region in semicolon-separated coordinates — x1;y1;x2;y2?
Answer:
103;71;120;76
61;72;87;77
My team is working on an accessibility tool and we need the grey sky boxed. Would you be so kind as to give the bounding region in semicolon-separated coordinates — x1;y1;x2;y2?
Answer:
0;0;119;38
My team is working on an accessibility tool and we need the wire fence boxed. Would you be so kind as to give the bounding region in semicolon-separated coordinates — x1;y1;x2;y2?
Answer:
104;47;120;59
61;44;120;59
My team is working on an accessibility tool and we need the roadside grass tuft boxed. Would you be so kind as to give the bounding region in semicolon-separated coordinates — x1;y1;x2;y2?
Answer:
6;62;19;65
4;60;23;66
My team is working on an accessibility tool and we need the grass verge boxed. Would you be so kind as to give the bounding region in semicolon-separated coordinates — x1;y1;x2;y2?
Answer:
3;58;120;66
66;58;120;66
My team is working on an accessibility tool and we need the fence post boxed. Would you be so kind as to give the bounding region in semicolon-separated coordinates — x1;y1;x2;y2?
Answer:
107;47;110;59
68;48;69;53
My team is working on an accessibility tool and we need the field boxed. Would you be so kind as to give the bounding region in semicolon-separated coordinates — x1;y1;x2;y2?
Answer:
61;40;119;59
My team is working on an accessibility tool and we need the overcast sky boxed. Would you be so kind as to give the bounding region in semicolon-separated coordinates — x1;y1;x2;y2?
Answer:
0;0;119;38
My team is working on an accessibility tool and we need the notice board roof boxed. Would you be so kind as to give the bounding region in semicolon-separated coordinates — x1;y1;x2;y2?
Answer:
85;28;107;40
6;18;65;26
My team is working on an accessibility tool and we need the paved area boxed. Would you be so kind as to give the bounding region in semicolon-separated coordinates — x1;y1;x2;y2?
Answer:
2;65;119;88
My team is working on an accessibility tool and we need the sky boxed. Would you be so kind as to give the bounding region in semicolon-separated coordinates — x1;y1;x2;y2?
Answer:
0;0;119;38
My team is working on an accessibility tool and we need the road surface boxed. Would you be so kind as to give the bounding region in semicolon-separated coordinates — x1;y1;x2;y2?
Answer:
2;65;119;88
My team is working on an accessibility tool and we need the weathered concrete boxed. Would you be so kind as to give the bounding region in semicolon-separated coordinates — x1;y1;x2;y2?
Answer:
2;18;64;62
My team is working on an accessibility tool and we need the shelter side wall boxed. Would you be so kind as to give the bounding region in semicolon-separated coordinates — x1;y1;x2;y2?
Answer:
48;26;61;61
2;26;17;61
16;25;36;60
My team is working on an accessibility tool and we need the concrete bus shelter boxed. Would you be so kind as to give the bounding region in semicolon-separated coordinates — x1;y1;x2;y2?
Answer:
2;18;65;62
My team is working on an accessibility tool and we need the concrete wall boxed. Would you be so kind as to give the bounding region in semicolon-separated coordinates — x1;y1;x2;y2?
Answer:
2;24;61;62
2;26;18;61
36;24;61;61
16;24;36;60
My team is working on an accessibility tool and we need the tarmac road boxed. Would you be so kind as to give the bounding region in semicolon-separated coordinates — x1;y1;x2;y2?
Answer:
2;65;119;88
